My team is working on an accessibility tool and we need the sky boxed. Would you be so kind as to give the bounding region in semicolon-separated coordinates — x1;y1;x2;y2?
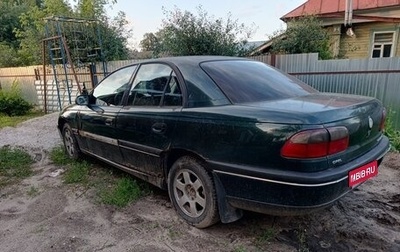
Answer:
105;0;307;49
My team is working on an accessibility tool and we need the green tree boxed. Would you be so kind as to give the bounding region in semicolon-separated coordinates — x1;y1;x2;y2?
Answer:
76;0;116;20
15;0;73;65
0;1;26;48
0;1;27;66
101;11;132;61
139;32;159;52
153;6;255;56
271;15;332;59
0;43;20;67
2;0;131;66
73;1;131;61
0;0;43;66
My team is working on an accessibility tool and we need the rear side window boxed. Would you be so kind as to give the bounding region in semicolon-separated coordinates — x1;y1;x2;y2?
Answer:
128;63;182;107
201;60;316;104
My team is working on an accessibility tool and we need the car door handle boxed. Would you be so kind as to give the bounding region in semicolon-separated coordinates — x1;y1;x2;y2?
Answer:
152;123;167;134
105;118;113;126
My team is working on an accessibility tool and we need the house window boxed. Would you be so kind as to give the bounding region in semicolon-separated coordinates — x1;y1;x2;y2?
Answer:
371;32;395;58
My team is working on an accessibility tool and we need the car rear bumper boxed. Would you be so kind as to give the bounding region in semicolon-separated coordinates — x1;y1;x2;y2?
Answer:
210;135;390;215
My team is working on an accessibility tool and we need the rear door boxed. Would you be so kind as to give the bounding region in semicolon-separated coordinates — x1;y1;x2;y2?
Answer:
116;63;183;177
78;65;137;164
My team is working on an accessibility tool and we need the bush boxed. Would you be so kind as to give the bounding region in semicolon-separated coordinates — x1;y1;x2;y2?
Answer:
270;15;332;60
384;109;400;151
0;81;33;116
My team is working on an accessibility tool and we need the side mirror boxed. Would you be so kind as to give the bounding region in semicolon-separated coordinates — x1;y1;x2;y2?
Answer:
75;95;89;105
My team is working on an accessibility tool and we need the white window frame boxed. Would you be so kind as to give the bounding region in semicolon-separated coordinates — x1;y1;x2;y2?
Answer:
370;31;396;58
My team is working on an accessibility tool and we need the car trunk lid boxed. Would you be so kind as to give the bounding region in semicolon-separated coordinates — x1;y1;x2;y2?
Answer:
241;93;385;167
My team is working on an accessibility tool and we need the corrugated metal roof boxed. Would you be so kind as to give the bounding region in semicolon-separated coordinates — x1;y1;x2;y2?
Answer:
282;0;400;19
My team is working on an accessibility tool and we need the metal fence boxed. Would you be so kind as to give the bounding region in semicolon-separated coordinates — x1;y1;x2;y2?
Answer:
1;54;399;128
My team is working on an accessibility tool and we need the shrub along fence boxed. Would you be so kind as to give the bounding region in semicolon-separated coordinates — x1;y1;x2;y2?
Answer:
0;53;399;129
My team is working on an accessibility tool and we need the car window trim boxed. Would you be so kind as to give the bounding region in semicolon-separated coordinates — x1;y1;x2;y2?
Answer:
119;64;140;106
124;61;186;108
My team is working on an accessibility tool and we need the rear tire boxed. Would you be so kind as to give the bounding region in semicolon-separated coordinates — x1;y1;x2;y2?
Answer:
62;124;81;160
168;156;220;228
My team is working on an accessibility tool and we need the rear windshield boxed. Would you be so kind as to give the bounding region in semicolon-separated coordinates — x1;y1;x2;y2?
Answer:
201;60;316;104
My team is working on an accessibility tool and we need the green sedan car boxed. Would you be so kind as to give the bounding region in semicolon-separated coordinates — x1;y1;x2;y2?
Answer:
58;56;390;228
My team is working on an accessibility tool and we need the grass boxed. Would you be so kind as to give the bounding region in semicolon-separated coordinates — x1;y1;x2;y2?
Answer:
49;146;73;166
233;246;247;252
27;186;40;197
167;228;182;240
296;228;310;252
384;109;400;152
0;146;34;186
49;146;91;184
255;226;278;246
100;177;148;207
0;111;45;129
49;145;150;207
0;111;45;186
63;161;90;184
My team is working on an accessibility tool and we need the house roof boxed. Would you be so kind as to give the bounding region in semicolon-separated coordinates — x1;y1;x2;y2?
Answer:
282;0;400;20
249;34;286;56
244;40;266;50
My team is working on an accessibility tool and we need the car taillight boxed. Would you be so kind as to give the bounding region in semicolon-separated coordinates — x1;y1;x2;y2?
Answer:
379;108;386;131
281;127;349;159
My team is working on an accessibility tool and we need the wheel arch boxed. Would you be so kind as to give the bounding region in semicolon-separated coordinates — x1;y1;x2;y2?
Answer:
57;117;67;133
164;148;209;175
163;148;243;225
162;148;208;189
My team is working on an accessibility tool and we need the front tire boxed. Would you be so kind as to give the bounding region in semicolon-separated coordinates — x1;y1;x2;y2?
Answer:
62;124;81;160
168;156;220;228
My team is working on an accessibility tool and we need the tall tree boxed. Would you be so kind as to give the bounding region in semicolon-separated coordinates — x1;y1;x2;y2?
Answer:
139;32;159;52
0;0;130;66
0;1;26;48
15;0;73;65
270;15;332;59
76;0;116;20
152;6;255;56
101;10;132;61
0;0;44;66
0;43;20;67
72;1;130;61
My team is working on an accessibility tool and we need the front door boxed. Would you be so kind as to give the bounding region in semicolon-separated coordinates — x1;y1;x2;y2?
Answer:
78;65;137;164
116;63;183;177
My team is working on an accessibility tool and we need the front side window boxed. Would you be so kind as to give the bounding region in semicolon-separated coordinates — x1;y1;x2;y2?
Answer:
128;63;182;107
93;65;136;105
371;32;395;58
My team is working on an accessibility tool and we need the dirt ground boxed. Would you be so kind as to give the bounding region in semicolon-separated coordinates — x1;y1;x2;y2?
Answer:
0;115;399;252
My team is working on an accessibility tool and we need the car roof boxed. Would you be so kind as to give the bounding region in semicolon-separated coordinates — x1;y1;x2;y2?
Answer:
120;56;258;108
132;55;253;68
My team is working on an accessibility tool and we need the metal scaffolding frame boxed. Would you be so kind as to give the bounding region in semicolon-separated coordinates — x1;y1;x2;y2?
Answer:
42;16;107;111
